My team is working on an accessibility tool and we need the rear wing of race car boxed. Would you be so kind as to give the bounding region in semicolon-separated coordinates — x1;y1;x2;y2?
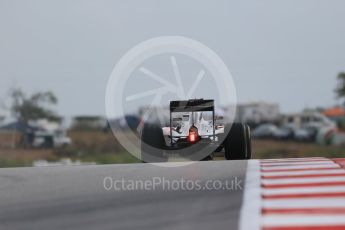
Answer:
169;99;214;112
169;99;216;143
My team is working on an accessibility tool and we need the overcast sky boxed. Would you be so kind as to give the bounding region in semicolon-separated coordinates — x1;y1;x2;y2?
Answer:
1;0;345;119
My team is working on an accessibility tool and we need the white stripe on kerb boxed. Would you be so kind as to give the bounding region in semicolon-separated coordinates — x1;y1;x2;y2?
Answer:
263;186;345;195
263;215;345;227
261;161;335;166
239;160;261;230
262;157;327;162
262;176;345;185
263;198;345;208
262;169;345;177
261;164;340;170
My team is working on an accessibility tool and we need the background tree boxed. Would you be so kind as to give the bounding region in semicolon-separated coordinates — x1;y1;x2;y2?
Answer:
9;88;60;123
335;72;345;106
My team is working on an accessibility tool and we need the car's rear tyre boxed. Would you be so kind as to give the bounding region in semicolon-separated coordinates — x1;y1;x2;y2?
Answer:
224;123;251;160
244;124;252;159
141;123;166;163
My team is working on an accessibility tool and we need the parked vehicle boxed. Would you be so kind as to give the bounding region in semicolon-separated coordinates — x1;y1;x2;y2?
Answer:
29;119;71;148
295;125;319;142
252;124;279;139
272;124;296;140
0;120;71;148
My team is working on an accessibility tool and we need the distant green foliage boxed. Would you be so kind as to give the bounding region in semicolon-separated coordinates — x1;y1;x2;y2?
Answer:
336;72;345;105
9;88;60;122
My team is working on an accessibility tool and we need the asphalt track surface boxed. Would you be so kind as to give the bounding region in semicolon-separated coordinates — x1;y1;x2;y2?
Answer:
0;160;247;230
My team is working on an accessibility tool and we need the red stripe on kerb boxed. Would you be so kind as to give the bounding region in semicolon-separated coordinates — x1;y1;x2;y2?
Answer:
262;181;345;189
261;167;340;173
262;208;345;215
263;226;345;230
263;192;345;199
262;173;345;179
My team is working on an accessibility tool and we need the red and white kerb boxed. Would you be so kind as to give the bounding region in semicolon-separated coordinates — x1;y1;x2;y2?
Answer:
240;157;345;230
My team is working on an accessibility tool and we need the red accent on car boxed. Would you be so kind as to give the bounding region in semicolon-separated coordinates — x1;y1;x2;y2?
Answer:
188;126;199;143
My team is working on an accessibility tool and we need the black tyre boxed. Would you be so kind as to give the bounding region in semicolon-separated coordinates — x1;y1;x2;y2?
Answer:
244;124;252;159
141;123;166;163
224;123;251;160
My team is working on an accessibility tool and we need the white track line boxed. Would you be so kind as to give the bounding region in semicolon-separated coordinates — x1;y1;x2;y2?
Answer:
263;215;345;227
262;176;345;185
263;186;345;195
263;198;345;209
239;160;261;230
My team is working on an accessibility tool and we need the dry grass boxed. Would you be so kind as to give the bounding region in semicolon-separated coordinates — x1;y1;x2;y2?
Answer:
252;139;345;159
0;148;57;167
0;132;23;148
2;131;345;168
66;131;124;153
54;131;140;164
0;131;140;167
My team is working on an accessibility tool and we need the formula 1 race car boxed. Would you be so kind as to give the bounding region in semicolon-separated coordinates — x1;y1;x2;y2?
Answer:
141;99;251;162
